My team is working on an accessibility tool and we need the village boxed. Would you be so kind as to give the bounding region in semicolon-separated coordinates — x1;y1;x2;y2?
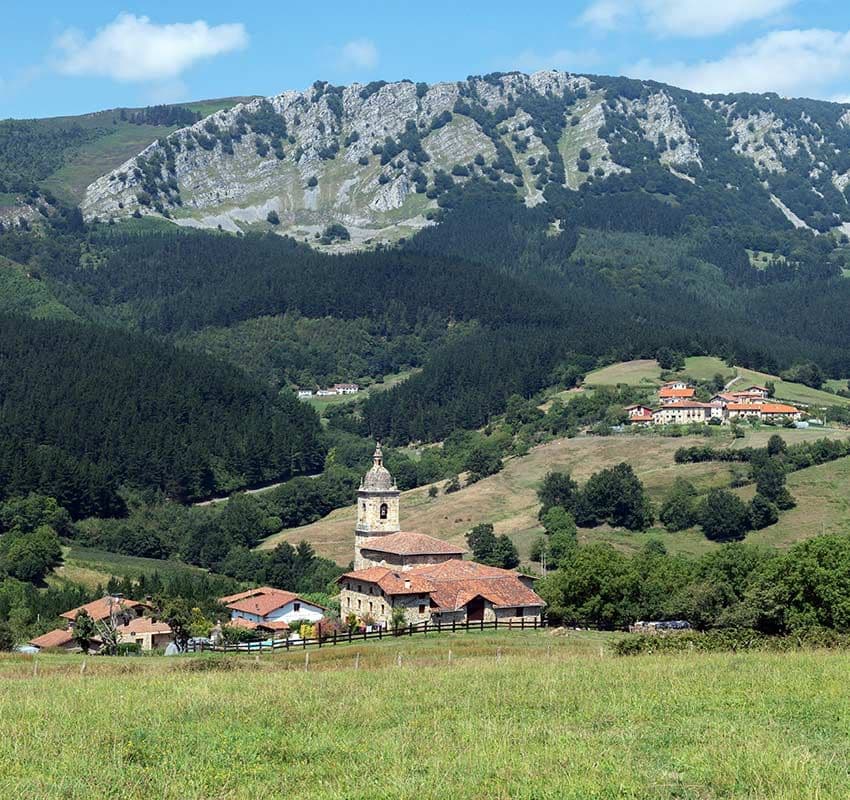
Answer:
625;381;803;427
25;444;542;655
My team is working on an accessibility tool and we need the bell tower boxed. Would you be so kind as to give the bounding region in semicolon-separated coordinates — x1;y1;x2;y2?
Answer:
354;443;400;567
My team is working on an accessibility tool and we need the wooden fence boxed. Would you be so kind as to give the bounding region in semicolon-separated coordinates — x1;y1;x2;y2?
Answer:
188;616;546;654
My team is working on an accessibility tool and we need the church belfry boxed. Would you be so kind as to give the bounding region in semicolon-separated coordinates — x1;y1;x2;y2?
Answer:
354;443;400;566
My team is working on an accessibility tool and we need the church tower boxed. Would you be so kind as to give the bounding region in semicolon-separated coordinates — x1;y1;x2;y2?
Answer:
354;443;400;568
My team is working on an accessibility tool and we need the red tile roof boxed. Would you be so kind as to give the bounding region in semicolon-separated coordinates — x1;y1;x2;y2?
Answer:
227;617;259;630
761;403;799;414
359;531;466;556
654;401;714;409
727;403;762;411
226;590;301;617
61;596;149;622
340;560;544;611
29;628;77;649
659;387;695;398
219;586;281;604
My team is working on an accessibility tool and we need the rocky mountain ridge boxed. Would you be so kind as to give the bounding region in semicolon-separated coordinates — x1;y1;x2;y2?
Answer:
80;70;850;247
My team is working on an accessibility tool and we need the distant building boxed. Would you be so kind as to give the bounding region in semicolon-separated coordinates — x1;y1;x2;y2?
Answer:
333;383;360;395
339;444;544;627
297;389;314;399
116;618;174;651
658;386;696;404
652;401;716;425
624;404;654;425
316;389;337;397
219;587;325;627
29;628;100;653
61;595;149;626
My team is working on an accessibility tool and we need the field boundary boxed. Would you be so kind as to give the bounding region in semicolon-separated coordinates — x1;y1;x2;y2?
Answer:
188;616;546;654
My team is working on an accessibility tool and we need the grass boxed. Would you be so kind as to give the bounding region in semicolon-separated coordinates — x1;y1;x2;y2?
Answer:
260;427;849;563
1;630;849;799
584;359;662;387
50;546;222;590
0;256;78;320
304;369;417;412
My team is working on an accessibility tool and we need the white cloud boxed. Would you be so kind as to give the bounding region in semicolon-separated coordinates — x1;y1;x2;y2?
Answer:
581;0;796;37
54;13;248;82
513;48;600;73
629;28;850;96
338;39;379;70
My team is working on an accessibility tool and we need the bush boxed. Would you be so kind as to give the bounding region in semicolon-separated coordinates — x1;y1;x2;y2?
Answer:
659;478;698;531
266;210;280;226
749;494;779;529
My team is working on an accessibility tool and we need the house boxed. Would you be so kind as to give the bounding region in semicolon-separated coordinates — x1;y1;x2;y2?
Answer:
28;627;101;653
297;389;314;399
726;402;763;421
624;404;654;425
61;595;149;625
729;391;766;404
742;385;769;399
316;389;336;397
658;386;696;404
759;403;802;423
340;443;544;626
339;560;544;627
220;587;325;626
652;401;717;425
116;618;174;651
333;383;359;395
661;380;689;390
226;616;291;637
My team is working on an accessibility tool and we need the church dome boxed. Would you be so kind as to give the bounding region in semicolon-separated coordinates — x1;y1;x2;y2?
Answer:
361;442;396;491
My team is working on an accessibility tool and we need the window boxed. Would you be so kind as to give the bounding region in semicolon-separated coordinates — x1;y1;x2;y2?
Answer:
418;604;425;614
293;602;300;612
347;597;351;608
357;599;361;609
379;503;388;520
369;602;373;612
516;607;523;617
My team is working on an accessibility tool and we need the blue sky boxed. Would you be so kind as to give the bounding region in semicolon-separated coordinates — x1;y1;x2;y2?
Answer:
2;1;850;119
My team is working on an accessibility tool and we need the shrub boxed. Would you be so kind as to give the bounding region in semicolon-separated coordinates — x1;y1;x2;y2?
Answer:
266;210;280;225
698;489;750;541
659;478;698;531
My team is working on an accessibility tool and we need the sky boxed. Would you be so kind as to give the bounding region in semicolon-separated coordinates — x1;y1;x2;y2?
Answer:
2;1;850;119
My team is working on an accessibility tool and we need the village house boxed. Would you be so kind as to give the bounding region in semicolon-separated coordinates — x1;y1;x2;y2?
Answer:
333;383;360;395
629;381;802;427
28;627;100;653
116;617;174;651
61;595;150;626
339;444;544;627
219;587;325;628
297;389;314;399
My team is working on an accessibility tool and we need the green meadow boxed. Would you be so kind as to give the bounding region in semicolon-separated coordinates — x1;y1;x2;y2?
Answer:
2;630;848;799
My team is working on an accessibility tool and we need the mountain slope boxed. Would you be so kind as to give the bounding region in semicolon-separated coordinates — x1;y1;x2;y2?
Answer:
77;71;850;246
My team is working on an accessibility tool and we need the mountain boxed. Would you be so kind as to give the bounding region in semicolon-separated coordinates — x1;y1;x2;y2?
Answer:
71;70;850;246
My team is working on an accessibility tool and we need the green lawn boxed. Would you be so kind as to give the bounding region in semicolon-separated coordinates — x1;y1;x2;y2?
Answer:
1;631;848;799
304;369;417;412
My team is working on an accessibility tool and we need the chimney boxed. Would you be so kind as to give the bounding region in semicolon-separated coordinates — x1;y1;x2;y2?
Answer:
404;579;412;589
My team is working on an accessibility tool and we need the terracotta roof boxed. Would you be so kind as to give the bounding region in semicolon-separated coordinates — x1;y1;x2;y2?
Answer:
359;532;466;557
624;404;653;411
29;628;76;649
257;620;290;631
226;590;301;617
61;596;149;622
743;385;768;391
659;387;695;398
219;586;281;605
116;618;172;635
340;560;544;611
761;403;799;414
727;403;762;411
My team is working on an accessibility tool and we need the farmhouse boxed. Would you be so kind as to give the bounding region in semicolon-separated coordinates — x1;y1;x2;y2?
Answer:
339;444;544;627
219;587;325;627
61;595;149;625
29;627;99;653
628;382;801;427
116;618;174;651
333;383;359;394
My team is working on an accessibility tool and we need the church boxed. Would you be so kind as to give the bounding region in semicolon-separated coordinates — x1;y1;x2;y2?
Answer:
338;444;544;627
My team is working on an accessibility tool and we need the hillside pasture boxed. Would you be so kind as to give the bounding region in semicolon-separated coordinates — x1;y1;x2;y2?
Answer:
583;358;662;387
261;427;849;563
1;633;848;799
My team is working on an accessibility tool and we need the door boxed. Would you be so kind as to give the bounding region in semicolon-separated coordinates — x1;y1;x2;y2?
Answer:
466;596;485;622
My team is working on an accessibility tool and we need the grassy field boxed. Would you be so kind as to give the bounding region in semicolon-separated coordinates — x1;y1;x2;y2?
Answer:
1;630;848;799
584;359;662;387
261;427;850;563
50;547;223;590
304;369;417;413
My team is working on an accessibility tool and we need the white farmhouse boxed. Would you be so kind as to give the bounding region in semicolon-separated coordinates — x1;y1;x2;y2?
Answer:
219;587;325;627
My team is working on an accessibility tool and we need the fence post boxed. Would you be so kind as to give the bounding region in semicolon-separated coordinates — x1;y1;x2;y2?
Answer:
495;616;498;630
452;619;456;633
379;627;382;640
285;637;290;652
437;620;442;634
521;616;525;630
424;621;428;636
480;618;484;632
363;628;367;642
333;631;337;646
408;623;413;637
348;629;352;644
